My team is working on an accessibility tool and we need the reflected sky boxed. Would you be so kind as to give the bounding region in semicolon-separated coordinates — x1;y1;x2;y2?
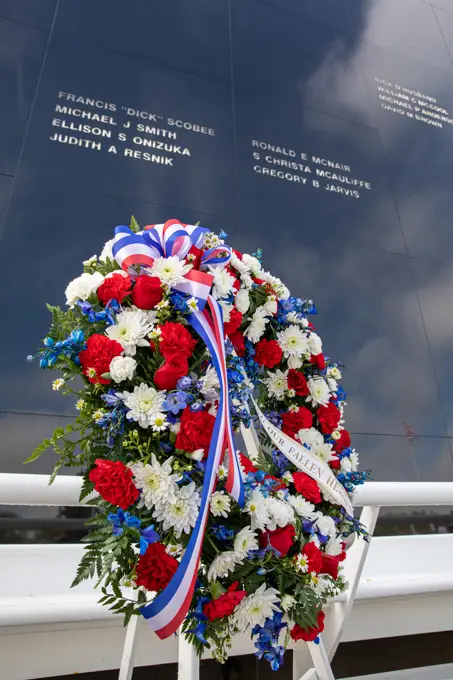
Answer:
2;0;453;484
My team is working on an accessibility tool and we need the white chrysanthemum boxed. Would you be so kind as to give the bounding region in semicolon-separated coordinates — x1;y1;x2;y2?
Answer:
210;490;231;518
219;301;233;322
235;288;251;313
150;412;168;432
308;332;323;356
234;526;259;559
259;271;290;300
199;365;220;398
65;271;104;306
326;535;344;557
153;482;201;537
208;551;238;582
150;256;192;286
263;369;288;400
119;383;166;428
230;251;251;278
263;296;277;315
349;450;359;471
244;307;268;343
99;238;115;262
131;455;180;509
327;377;338;392
296;427;324;449
233;583;280;631
314;513;337;538
209;266;236;300
106;308;154;356
277;325;309;358
52;378;65;391
306;377;331;407
286;311;308;327
287;355;303;369
109;356;136;383
245;489;270;531
281;594;296;612
314;442;337;464
242;253;262;277
288;495;316;519
264;497;295;531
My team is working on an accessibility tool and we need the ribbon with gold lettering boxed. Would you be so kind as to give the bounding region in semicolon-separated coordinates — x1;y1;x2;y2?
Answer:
251;397;354;515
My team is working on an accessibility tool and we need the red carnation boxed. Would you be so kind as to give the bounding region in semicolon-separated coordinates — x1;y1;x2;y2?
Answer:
317;402;341;435
330;456;341;470
203;583;247;621
281;407;313;439
154;355;189;390
239;452;257;474
175;407;216;458
321;553;341;580
287;369;309;397
254;339;283;368
159;322;197;360
79;334;123;384
290;611;325;642
310;354;326;371
131;275;163;310
229;330;245;357
333;430;351;452
224;308;243;336
292;472;322;504
89;459;139;510
186;245;203;270
97;272;132;304
260;524;295;557
135;542;179;592
301;542;323;574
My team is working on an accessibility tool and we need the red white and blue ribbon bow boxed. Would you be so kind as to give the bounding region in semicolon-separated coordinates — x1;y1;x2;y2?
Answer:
112;219;244;638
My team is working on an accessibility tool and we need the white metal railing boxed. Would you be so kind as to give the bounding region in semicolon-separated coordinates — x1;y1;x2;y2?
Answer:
1;472;453;680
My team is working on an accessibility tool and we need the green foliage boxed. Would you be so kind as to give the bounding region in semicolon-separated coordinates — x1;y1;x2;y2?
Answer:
129;215;140;233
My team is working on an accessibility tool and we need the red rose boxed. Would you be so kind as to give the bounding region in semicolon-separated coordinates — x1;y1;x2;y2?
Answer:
97;272;132;304
79;334;123;384
321;553;341;580
301;542;323;573
131;275;163;309
89;459;139;510
154;355;189;390
290;611;325;642
281;407;313;439
239;452;257;474
317;402;341;435
203;583;247;621
292;472;322;504
310;353;326;370
287;369;309;397
159;322;197;360
135;542;179;592
175;407;216;457
260;524;295;557
224;308;243;336
333;430;351;452
229;330;245;357
254;339;283;368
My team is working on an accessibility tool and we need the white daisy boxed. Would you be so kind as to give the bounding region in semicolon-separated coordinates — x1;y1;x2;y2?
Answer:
244;307;268;343
187;297;198;312
306;377;331;407
308;332;323;356
150;412;168;432
119;383;166;428
106;308;154;356
245;489;270;531
208;551;238;582
210;490;231;518
217;464;228;481
263;368;288;401
131;455;180;509
294;553;310;574
235;288;251;313
234;526;259;560
166;543;183;557
264;497;295;531
277;325;309;358
75;398;85;411
233;583;280;631
288;495;316;519
65;271;104;307
209;266;236;300
52;378;65;391
153;482;201;537
150;256;192;286
93;409;105;424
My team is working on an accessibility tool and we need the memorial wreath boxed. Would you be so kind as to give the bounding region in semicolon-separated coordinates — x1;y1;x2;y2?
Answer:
28;218;368;670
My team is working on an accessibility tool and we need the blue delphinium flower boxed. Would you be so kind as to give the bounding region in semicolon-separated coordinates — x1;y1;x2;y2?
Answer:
252;611;287;671
28;329;86;368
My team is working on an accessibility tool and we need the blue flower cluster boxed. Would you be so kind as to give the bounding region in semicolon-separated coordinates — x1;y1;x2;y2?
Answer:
252;610;287;671
99;391;128;447
28;330;86;368
107;509;160;554
77;299;120;326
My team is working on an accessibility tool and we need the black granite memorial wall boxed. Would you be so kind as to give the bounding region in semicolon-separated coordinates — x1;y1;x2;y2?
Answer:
2;0;453;542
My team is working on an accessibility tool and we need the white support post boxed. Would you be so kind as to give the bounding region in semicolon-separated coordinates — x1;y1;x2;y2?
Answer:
118;614;140;680
323;505;381;660
178;630;199;680
307;638;335;680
